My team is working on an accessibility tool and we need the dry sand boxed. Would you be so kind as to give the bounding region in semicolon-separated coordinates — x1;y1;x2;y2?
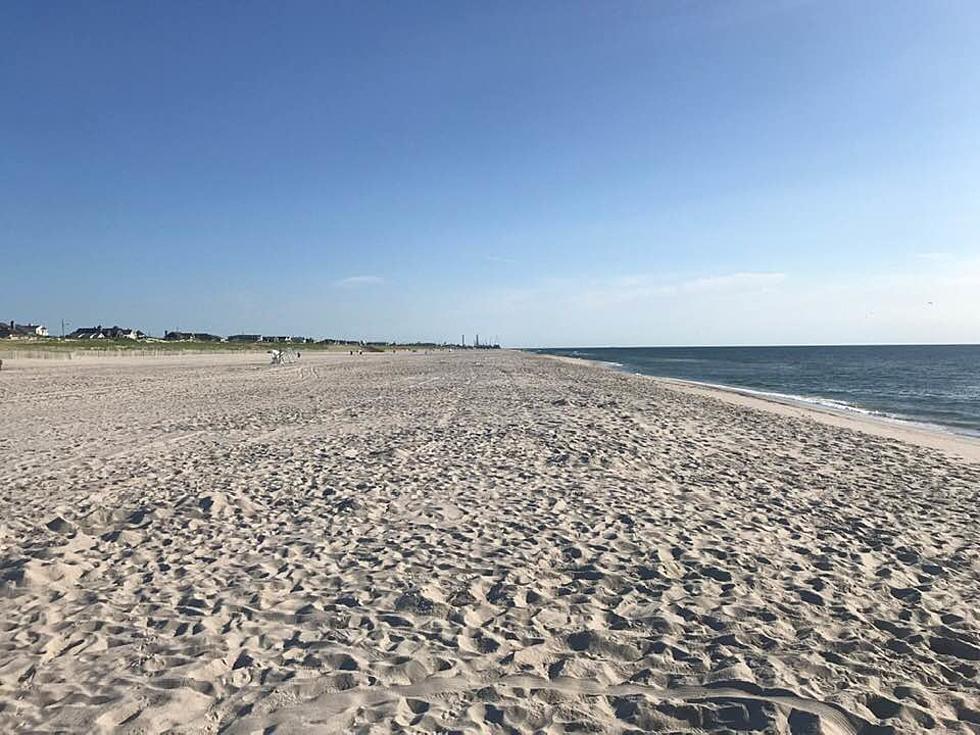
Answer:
1;350;978;734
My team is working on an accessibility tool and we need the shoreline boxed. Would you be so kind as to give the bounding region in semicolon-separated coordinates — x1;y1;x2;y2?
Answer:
535;352;980;464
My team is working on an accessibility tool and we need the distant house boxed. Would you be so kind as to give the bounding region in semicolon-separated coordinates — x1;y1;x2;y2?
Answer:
1;320;48;338
67;326;106;339
262;336;290;343
227;334;261;342
103;326;145;340
68;325;145;340
164;331;222;342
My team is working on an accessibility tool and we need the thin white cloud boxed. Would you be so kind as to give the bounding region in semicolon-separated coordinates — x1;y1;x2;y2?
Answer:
473;257;980;346
672;271;787;293
483;271;788;315
575;271;784;302
335;275;385;287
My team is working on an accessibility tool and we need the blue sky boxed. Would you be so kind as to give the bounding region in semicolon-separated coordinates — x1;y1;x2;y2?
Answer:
3;1;979;346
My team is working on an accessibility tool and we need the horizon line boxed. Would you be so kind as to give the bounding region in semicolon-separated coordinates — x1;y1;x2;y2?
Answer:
525;342;980;349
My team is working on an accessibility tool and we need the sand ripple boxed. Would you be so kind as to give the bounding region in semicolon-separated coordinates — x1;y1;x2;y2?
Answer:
1;351;978;733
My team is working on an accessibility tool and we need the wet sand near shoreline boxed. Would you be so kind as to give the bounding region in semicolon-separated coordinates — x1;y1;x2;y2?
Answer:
1;350;978;733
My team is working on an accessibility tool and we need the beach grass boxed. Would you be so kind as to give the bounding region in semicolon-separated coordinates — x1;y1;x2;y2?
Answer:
0;338;437;358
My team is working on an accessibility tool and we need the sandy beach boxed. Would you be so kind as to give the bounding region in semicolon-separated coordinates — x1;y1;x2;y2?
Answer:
1;349;979;734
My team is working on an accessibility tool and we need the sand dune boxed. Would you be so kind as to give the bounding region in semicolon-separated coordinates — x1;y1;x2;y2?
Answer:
1;350;978;733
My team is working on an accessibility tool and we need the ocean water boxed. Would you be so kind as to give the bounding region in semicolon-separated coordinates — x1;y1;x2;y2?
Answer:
531;345;980;437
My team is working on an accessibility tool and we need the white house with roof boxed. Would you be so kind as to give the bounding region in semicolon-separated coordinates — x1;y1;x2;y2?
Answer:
1;321;49;338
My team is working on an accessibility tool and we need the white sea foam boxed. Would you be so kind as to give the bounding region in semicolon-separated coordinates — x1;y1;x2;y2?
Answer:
548;348;980;440
651;375;979;438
